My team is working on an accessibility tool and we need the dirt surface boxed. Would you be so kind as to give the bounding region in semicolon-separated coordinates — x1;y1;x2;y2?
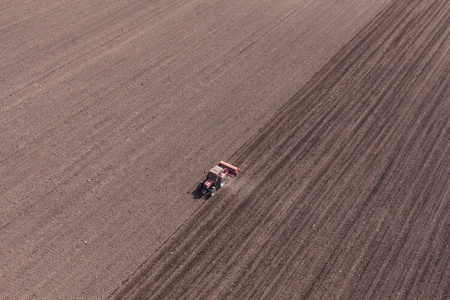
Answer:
1;0;448;299
112;0;450;299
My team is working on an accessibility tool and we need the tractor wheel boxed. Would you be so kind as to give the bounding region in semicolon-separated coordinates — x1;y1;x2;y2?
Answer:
197;181;204;192
219;177;227;188
209;186;216;197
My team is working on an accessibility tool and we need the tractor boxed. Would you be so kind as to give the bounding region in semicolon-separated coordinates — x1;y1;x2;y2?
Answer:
197;161;240;197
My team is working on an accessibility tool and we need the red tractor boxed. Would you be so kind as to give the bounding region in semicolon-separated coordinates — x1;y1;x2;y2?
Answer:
197;161;240;197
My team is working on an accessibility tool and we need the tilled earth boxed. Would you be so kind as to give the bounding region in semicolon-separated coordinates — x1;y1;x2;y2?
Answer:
1;0;449;299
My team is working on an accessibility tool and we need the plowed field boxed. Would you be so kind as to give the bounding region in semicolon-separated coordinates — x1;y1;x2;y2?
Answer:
1;0;448;299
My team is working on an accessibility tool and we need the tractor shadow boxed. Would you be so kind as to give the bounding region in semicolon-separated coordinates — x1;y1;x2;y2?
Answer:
190;189;207;200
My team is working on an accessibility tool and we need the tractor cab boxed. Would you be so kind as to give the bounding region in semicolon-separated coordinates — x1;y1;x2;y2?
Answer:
207;165;224;182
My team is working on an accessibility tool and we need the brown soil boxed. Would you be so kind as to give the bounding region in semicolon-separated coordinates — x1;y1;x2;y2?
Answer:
112;0;450;299
1;0;448;299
